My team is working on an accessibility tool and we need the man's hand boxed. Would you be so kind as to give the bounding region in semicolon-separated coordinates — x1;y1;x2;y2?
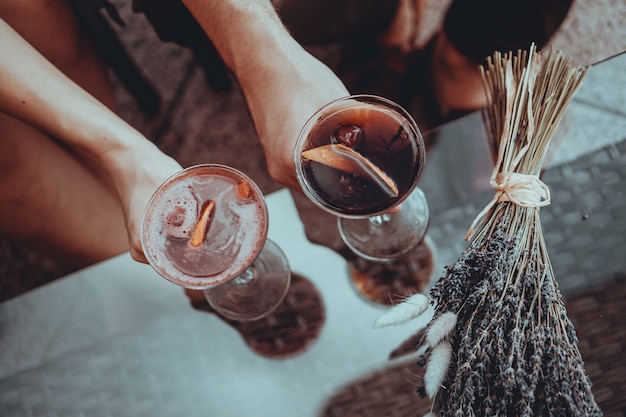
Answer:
181;0;350;190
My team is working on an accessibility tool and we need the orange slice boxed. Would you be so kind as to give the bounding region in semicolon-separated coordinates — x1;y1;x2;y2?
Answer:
189;200;216;247
301;144;398;196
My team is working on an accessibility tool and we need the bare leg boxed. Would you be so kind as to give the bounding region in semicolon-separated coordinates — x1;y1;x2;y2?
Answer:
376;0;421;53
429;31;488;115
0;0;128;268
432;0;574;115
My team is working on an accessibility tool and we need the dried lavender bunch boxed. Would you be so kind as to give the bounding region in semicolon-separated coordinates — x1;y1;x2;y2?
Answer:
422;45;598;417
376;45;600;416
419;216;600;416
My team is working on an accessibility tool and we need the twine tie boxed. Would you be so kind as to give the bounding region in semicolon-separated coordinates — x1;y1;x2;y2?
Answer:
465;172;550;240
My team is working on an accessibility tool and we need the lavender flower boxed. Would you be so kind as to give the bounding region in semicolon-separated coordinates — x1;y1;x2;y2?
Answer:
410;44;600;417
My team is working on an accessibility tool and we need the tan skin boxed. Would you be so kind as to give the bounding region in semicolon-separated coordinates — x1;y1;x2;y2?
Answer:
180;0;350;190
2;2;145;267
0;0;350;275
1;0;482;302
0;3;184;266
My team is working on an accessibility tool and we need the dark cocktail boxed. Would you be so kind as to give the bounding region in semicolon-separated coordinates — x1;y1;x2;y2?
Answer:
297;96;424;218
295;95;429;261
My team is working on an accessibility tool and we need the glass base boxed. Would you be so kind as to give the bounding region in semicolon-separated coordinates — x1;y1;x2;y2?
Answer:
338;187;429;261
347;235;436;306
217;273;325;359
203;239;290;321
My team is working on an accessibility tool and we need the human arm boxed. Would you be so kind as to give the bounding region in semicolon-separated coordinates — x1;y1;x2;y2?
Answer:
180;0;350;190
0;18;182;263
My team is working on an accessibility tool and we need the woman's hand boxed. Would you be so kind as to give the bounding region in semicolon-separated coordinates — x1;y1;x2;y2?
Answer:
103;141;183;264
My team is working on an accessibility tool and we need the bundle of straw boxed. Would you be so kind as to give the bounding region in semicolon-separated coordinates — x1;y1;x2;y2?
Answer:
376;45;601;416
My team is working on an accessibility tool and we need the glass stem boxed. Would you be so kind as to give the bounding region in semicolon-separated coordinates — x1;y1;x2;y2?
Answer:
233;266;256;287
369;214;392;225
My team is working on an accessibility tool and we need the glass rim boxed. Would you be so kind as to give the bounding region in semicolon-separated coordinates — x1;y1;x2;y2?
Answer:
293;94;425;219
140;163;269;289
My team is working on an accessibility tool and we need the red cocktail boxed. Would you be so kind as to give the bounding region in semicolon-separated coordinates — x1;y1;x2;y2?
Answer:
142;164;290;320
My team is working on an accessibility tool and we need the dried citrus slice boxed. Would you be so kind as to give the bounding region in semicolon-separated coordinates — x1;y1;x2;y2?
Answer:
301;144;398;196
189;200;216;247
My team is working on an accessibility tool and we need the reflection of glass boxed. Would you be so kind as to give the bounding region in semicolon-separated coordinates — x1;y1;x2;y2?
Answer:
294;95;429;261
348;236;436;306
141;164;290;321
187;273;326;359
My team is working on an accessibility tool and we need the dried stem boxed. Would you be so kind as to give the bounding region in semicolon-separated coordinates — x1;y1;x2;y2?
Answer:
414;45;600;416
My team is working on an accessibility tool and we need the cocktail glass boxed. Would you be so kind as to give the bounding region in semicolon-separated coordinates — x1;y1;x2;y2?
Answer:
141;164;290;321
294;94;429;261
294;95;432;304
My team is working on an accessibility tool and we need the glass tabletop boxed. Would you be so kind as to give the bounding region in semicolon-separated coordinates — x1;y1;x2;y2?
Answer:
0;52;624;416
